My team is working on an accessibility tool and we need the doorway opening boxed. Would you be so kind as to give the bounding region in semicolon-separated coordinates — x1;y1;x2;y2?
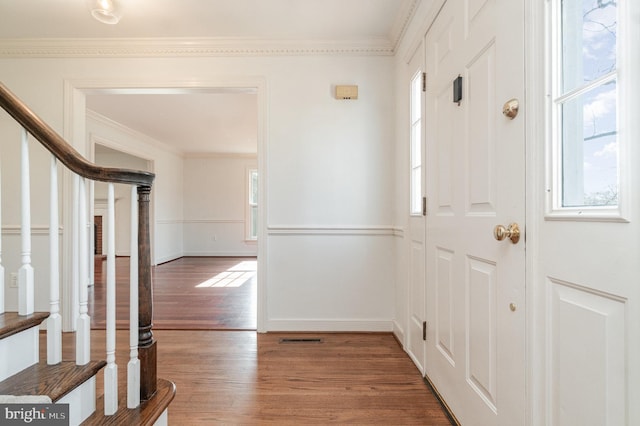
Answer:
71;82;265;332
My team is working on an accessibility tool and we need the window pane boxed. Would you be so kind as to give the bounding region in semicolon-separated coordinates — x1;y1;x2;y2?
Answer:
247;169;258;240
411;123;421;168
411;74;422;122
562;0;617;93
562;81;618;207
250;170;258;205
410;72;422;215
250;206;258;239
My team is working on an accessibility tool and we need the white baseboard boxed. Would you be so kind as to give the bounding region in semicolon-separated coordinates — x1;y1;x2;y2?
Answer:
265;319;393;332
182;251;258;257
392;320;405;347
154;251;258;265
154;253;183;265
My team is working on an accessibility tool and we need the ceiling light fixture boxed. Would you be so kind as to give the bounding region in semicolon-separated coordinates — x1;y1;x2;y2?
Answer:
87;0;122;25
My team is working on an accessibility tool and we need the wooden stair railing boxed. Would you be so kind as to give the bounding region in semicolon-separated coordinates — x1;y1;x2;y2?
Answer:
0;82;158;404
0;85;154;187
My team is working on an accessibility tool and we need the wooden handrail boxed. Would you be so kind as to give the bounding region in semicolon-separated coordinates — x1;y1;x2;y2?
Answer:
0;82;154;187
0;81;157;403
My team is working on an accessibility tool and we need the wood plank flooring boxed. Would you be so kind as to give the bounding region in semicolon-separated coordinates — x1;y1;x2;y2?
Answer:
82;256;452;424
42;330;452;425
90;257;257;330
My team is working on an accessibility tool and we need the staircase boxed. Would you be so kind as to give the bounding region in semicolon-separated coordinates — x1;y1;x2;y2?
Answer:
0;83;175;425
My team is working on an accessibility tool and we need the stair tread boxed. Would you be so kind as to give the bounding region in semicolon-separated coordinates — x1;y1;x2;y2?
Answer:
0;312;49;341
0;360;106;401
82;377;176;425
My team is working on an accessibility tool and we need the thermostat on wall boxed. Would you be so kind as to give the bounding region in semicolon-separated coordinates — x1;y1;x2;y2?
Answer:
335;85;358;100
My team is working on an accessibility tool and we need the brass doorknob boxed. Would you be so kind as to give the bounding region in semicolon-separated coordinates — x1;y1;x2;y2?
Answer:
493;223;520;244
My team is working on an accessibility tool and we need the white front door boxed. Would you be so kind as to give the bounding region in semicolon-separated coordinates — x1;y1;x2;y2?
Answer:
423;0;526;424
406;44;427;373
534;0;640;424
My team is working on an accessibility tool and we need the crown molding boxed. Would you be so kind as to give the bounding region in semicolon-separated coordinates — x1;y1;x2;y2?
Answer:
389;0;420;52
183;152;257;159
0;37;396;58
87;109;184;157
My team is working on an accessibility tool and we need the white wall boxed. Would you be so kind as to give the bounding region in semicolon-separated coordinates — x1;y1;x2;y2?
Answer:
93;146;150;256
0;95;58;313
265;55;395;331
183;155;257;256
0;52;396;331
86;112;184;265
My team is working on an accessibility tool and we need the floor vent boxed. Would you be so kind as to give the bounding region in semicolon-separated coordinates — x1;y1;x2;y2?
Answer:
278;338;323;344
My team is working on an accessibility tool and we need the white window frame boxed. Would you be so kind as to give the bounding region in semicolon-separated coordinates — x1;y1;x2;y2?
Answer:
546;0;628;222
246;168;258;240
410;70;423;216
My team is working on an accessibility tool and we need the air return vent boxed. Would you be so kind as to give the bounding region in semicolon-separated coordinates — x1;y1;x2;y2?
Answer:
278;338;323;344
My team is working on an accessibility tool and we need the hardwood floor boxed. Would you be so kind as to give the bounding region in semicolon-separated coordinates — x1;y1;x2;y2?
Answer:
82;256;453;424
90;257;257;330
43;330;452;425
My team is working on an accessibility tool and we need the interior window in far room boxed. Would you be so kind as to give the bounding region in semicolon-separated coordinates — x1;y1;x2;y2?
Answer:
247;169;258;240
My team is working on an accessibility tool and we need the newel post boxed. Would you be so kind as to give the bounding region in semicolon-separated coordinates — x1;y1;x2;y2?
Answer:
137;185;156;400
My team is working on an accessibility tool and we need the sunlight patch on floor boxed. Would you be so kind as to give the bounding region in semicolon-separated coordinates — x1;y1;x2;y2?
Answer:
196;260;257;288
228;260;257;272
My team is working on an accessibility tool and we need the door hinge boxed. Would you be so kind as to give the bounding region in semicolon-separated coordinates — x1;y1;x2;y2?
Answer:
423;321;427;341
422;72;427;92
422;196;427;216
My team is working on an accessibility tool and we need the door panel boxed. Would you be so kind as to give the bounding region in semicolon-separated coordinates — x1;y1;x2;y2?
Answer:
435;247;454;363
466;255;497;409
466;42;496;214
424;0;526;424
549;279;626;425
435;86;454;214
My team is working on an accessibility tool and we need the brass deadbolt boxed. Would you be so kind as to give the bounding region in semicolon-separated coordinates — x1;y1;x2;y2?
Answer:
502;98;519;119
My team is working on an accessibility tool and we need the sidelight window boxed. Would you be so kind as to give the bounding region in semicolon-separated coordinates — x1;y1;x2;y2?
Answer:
551;0;619;210
410;71;423;215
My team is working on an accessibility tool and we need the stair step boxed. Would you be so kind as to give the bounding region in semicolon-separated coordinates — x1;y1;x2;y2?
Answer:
82;378;176;426
0;311;49;340
0;360;106;401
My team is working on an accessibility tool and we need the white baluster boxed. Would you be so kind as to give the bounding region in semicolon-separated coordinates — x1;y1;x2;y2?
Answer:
70;173;80;330
76;177;90;365
127;186;140;408
0;156;4;315
89;180;95;287
104;183;118;415
19;129;34;316
47;156;62;364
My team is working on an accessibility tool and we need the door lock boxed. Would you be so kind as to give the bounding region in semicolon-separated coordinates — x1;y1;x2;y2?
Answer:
502;98;519;119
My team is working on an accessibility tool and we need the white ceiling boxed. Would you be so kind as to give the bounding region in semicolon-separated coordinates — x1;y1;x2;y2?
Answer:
87;90;259;155
0;0;419;154
0;0;415;42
